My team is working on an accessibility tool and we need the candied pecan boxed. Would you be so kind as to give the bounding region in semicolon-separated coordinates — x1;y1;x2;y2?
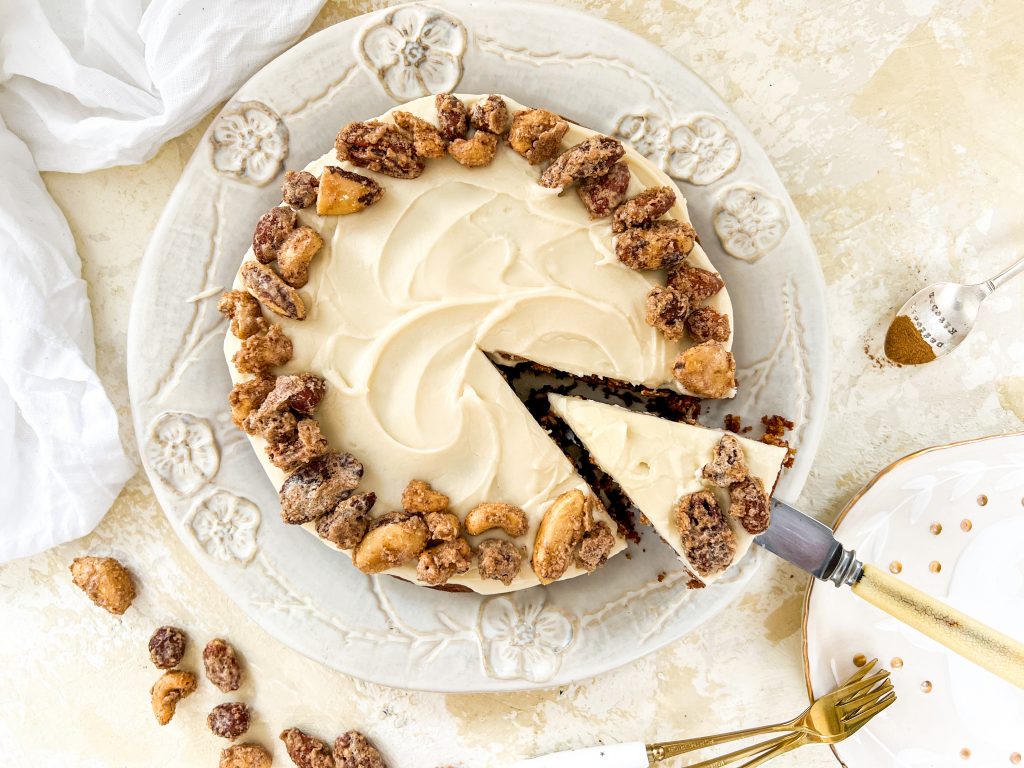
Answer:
416;537;472;586
672;340;736;399
539;135;625;189
148;625;187;669
243;402;297;443
729;475;771;533
266;418;329;472
702;434;749;487
334;731;387;768
645;285;690;341
687;307;731;343
674;491;736;577
508;108;569;164
241;261;306;320
208;702;251;740
353;511;429;574
252;206;298;264
203;638;243;693
256;372;327;416
316;492;376;550
282;170;319;208
151;670;197;725
424;511;460;542
317;166;385;216
435;93;469;141
401;479;449;514
229;375;276;427
70;556;135;615
221;744;272;768
615;220;696;270
464;502;528;537
532;489;587;584
281;727;335;768
218;290;268;339
667;265;725;303
612;186;677;233
575;520;614;572
392;111;447;158
279;452;364;524
335;121;423;179
449;130;499;167
277;226;323;288
233;324;293;375
470;95;509;134
576;162;630;219
477;539;523;586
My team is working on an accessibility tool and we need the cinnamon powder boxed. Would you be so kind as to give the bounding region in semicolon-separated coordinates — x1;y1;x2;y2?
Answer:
884;315;936;365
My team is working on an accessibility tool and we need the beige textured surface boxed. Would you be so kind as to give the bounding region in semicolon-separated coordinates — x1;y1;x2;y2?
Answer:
2;1;1023;766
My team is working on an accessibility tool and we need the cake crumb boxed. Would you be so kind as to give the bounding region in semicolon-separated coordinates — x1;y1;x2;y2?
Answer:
761;414;796;468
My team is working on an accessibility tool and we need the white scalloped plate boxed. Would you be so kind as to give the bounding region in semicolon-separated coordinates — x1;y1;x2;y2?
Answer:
803;433;1024;767
128;0;828;692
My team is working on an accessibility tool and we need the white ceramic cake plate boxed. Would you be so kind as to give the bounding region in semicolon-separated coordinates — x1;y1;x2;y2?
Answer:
128;0;828;692
803;433;1024;768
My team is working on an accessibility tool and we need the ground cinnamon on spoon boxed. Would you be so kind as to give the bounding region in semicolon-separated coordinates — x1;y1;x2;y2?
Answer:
884;315;936;365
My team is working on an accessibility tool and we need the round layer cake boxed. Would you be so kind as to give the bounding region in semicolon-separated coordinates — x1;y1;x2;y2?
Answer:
222;94;738;593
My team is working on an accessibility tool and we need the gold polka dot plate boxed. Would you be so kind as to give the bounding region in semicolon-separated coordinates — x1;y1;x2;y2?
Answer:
803;433;1024;767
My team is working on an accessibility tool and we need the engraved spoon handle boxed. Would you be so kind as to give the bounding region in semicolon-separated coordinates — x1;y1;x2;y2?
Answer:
984;254;1024;293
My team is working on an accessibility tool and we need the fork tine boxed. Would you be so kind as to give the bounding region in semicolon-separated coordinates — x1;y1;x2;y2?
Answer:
839;680;894;717
834;669;890;703
842;692;897;730
837;659;877;688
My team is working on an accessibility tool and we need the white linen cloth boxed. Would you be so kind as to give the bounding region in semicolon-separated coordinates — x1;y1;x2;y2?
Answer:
0;0;325;563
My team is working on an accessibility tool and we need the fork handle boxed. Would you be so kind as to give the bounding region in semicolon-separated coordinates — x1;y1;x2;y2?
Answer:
852;564;1024;688
508;742;649;768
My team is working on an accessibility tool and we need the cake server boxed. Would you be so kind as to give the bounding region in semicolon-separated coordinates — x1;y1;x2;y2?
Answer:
758;497;1024;688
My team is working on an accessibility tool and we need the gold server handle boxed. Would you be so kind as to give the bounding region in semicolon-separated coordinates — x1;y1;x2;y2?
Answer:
851;564;1024;689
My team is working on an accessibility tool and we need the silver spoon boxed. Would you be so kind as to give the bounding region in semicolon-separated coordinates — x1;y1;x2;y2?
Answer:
889;255;1024;360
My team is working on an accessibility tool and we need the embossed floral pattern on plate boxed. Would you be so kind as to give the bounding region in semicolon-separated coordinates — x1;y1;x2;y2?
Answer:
713;184;789;261
210;101;288;186
146;411;219;496
187;490;260;565
616;112;740;185
477;593;575;683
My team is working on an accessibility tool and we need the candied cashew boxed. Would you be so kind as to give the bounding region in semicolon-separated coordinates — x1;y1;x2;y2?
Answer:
69;556;135;615
674;490;736;577
645;285;690;341
282;170;319;208
615;220;696;270
507;108;569;164
335;120;424;179
531;489;587;584
612;186;677;233
667;265;725;303
416;537;472;586
218;290;268;339
151;670;197;725
353;511;429;574
729;475;771;533
401;479;449;514
435;93;469;141
277;226;323;288
317;166;384;216
220;744;272;768
392;111;447;158
539;135;625;189
241;261;306;320
252;206;297;264
687;306;731;343
477;539;524;586
464;502;528;537
576;161;630;219
280;727;335;768
279;452;364;524
470;95;509;134
672;340;736;399
449;131;499;167
702;434;749;487
233;324;293;375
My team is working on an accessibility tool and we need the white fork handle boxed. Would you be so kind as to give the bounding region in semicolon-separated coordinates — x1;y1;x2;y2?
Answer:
509;742;649;768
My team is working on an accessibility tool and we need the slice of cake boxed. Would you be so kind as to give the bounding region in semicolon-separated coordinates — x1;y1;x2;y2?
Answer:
548;395;787;585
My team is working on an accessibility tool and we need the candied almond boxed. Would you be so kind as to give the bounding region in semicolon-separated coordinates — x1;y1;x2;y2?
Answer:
532;489;587;584
70;556;135;615
435;93;469;141
575;520;615;572
477;539;524;586
218;290;268;339
316;492;376;550
276;226;323;288
334;731;387;768
148;625;187;669
221;744;272;768
317;166;384;216
702;434;749;487
241;261;306;320
464;502;528;537
401;479;449;514
282;170;319;209
615;220;695;270
203;637;243;693
576;162;630;219
392;111;447;158
208;702;251;740
449;130;499;167
281;727;335;768
353;511;429;574
229;375;276;428
688;307;731;344
252;206;297;264
151;670;197;725
470;95;509;134
729;475;771;533
279;452;364;524
233;324;293;375
416;537;473;586
335;120;423;179
674;490;736;577
667;265;725;303
265;418;329;473
424;510;460;542
613;186;677;233
539;135;625;189
672;340;736;399
508;108;569;165
645;285;690;341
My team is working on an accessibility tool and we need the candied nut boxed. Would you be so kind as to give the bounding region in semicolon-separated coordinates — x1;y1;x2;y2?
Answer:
69;556;135;615
252;206;298;264
279;452;364;524
334;730;387;768
687;307;731;343
316;492;376;550
576;161;630;219
449;131;499;167
424;511;460;542
672;340;736;399
508;108;569;165
203;637;243;693
615;220;696;270
241;261;306;320
266;418;330;472
532;489;587;584
435;93;469;141
281;727;335;768
470;95;509;134
209;702;251;740
282;170;319;208
401;479;449;514
221;743;272;768
335;120;424;179
148;625;187;669
729;475;771;533
702;434;749;487
477;539;524;586
243;402;297;443
674;490;737;577
645;285;690;341
416;537;472;586
353;511;429;574
464;502;528;537
265;372;328;415
233;324;293;375
667;265;725;303
317;166;385;216
392;111;447;158
575;520;615;572
150;670;197;725
229;375;276;428
218;290;268;339
277;226;323;288
539;135;625;189
612;186;677;233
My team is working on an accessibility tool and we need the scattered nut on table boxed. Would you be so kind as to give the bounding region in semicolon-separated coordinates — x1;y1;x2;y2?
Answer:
220;743;272;768
148;625;187;669
203;637;243;693
150;669;197;725
208;702;252;740
69;556;135;615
